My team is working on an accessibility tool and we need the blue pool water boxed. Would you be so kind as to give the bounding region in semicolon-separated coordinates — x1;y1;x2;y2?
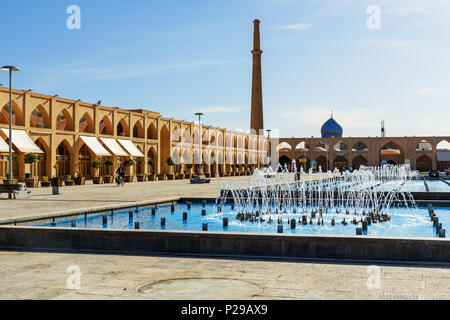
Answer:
31;203;449;238
427;180;450;192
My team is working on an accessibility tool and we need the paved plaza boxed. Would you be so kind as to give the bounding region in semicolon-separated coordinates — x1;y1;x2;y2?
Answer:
0;176;449;300
0;250;449;300
0;176;252;224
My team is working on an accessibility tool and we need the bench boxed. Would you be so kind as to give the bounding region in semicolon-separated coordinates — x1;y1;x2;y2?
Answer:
190;176;211;184
0;183;31;199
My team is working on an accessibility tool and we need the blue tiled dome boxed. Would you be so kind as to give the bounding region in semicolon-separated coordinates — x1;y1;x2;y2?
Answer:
321;116;343;138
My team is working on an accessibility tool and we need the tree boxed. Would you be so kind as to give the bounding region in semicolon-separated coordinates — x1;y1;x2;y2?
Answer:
24;153;38;178
123;158;135;168
91;160;101;169
166;157;175;173
136;158;144;175
24;153;38;164
148;159;155;173
91;160;101;177
104;159;113;175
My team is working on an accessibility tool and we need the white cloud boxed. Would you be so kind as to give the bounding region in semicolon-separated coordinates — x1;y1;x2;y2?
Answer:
418;88;440;95
365;39;422;47
275;23;313;30
196;106;248;114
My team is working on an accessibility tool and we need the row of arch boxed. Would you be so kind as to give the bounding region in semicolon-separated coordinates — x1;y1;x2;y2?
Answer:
1;101;158;139
279;154;437;172
2;102;267;152
171;127;266;150
278;140;450;152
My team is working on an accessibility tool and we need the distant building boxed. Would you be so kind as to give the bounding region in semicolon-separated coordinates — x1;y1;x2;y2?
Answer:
278;115;450;171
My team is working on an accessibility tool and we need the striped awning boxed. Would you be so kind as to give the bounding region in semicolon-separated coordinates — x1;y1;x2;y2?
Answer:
100;138;129;157
118;139;144;157
1;128;44;153
79;136;111;157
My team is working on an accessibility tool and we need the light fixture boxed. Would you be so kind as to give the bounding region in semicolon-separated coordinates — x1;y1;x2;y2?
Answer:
1;65;20;197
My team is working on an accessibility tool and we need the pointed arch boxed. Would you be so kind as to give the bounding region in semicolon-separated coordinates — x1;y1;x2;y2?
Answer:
225;135;232;148
295;141;309;151
79;112;95;133
316;156;328;171
99;115;113;135
352;141;368;152
217;132;224;147
133;120;144;138
436;140;450;150
314;142;328;152
333;156;348;170
56;139;73;177
416;154;432;172
147;146;157;173
297;155;310;171
56;108;74;131
147;122;157;140
279;155;291;170
160;124;170;174
277;142;292;151
352;155;368;169
30;104;50;128
172;126;182;142
117;117;129;137
1;101;24;125
380;141;404;165
210;131;216;146
416;140;432;151
333;142;348;152
193;129;200;146
33;137;50;178
183;148;192;164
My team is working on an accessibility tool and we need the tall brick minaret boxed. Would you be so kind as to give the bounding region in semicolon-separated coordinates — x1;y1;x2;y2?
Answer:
250;19;264;135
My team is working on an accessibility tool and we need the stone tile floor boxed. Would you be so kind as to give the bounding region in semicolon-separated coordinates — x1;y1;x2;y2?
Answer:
0;251;449;300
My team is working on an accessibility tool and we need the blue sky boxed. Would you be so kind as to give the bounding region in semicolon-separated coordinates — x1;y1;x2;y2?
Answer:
1;0;449;138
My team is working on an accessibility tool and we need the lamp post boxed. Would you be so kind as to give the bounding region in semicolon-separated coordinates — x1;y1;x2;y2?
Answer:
320;140;329;172
266;129;271;168
304;138;307;171
1;66;20;198
195;113;204;176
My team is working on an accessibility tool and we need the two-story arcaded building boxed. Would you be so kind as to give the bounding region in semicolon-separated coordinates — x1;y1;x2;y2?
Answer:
0;86;269;181
277;115;450;172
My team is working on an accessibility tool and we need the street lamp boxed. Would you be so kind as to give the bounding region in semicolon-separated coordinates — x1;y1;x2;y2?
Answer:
1;66;20;198
266;129;271;168
195;112;204;175
320;140;330;172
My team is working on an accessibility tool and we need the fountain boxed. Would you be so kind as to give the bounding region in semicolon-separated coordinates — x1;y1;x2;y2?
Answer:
218;163;420;228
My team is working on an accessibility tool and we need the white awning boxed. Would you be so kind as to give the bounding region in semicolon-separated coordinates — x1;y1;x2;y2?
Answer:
79;136;111;157
437;152;450;162
1;128;44;153
100;138;129;157
0;136;9;153
118;139;144;157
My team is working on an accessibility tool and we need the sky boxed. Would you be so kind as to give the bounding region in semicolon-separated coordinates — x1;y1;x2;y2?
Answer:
1;0;449;138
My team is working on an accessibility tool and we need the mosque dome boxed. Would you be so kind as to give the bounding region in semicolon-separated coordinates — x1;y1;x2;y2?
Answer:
321;115;343;138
